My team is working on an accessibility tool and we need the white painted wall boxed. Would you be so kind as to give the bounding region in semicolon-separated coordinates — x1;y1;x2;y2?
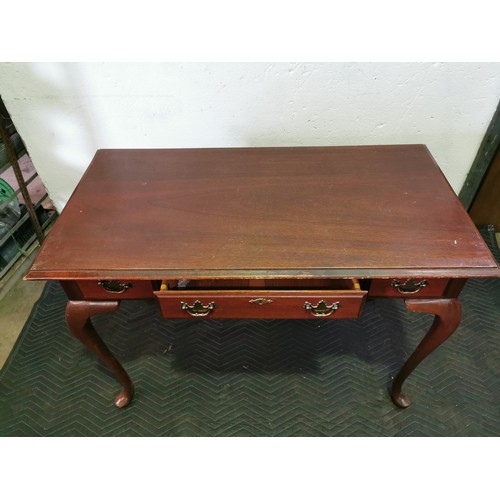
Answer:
1;62;499;211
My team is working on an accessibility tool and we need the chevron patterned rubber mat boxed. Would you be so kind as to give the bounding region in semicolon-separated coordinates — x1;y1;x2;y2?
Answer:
1;226;499;436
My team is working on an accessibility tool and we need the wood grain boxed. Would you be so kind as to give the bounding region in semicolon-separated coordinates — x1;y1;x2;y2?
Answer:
26;145;500;280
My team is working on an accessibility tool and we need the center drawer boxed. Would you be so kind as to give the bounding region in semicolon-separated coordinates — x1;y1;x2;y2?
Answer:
154;279;367;319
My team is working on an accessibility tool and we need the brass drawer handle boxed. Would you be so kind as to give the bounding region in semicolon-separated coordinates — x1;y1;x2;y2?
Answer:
391;279;428;294
181;300;216;317
304;300;340;317
97;280;132;294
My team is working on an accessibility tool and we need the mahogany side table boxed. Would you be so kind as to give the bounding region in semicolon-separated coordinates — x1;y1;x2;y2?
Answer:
26;145;500;408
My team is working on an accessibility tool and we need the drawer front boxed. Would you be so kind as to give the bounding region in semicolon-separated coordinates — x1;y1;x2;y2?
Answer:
76;280;155;299
369;278;449;298
154;289;367;319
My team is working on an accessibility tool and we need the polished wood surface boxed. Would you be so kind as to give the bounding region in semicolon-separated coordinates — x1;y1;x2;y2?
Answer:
155;289;367;319
26;145;500;280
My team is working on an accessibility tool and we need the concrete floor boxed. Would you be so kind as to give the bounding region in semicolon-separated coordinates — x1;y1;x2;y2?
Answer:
0;278;45;369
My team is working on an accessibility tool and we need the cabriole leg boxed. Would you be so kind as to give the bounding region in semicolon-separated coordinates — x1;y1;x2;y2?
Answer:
391;298;462;408
65;300;134;408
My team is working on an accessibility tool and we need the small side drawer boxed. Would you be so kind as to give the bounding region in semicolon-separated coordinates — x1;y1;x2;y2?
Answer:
369;278;449;298
76;280;155;300
154;289;367;319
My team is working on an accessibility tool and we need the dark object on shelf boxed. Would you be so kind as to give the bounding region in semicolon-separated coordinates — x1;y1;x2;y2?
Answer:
0;204;49;270
0;179;21;239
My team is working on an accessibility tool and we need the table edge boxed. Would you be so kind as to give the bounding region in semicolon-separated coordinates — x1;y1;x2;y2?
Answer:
25;266;500;281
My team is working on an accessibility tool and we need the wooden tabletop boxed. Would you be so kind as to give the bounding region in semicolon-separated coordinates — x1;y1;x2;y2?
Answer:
27;145;500;280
